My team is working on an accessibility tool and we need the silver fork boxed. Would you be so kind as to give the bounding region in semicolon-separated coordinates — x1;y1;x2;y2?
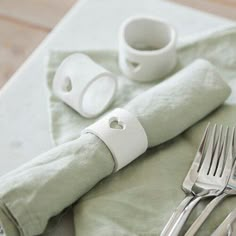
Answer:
169;125;234;236
161;124;211;236
185;128;235;236
162;124;234;236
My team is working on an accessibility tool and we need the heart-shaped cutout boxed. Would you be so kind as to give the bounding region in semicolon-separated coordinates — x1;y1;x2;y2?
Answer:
63;76;72;92
126;59;140;73
109;117;125;130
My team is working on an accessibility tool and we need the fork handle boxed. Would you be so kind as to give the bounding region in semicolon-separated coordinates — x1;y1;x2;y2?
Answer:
161;195;194;236
167;195;203;236
185;193;227;236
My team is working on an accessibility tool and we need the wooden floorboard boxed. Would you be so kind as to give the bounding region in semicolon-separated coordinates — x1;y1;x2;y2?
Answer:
171;0;236;21
0;18;47;88
0;0;77;29
0;0;76;88
209;0;236;8
0;0;235;89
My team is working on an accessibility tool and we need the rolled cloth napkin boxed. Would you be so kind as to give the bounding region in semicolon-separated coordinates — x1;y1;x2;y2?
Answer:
0;57;231;235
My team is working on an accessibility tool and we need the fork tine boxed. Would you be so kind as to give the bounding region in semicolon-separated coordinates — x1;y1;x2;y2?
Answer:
198;123;210;153
229;143;236;180
209;125;223;176
199;124;217;175
215;127;229;177
195;123;211;172
221;127;235;178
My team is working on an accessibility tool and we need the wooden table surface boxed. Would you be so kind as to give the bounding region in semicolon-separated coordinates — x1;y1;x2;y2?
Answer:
0;0;235;89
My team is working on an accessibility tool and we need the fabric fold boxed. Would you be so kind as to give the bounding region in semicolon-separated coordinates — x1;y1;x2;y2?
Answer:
126;59;230;147
0;134;114;236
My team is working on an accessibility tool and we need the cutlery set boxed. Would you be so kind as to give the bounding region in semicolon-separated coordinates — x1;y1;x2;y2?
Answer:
161;124;236;236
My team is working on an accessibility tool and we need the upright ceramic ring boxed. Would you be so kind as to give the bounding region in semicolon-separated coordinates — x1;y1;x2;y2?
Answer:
119;16;177;82
53;53;117;118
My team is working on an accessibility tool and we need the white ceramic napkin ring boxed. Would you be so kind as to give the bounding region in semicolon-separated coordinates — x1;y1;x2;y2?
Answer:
53;53;117;118
83;108;148;171
119;16;177;82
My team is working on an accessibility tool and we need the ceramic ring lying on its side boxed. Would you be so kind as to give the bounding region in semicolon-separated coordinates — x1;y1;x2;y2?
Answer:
119;16;177;82
53;53;117;118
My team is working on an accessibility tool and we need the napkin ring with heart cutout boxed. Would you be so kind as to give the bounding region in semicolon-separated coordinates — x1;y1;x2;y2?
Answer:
53;53;117;118
119;16;177;82
82;108;148;171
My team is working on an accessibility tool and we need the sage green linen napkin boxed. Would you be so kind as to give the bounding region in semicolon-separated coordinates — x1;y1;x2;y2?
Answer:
0;26;235;236
51;27;236;236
